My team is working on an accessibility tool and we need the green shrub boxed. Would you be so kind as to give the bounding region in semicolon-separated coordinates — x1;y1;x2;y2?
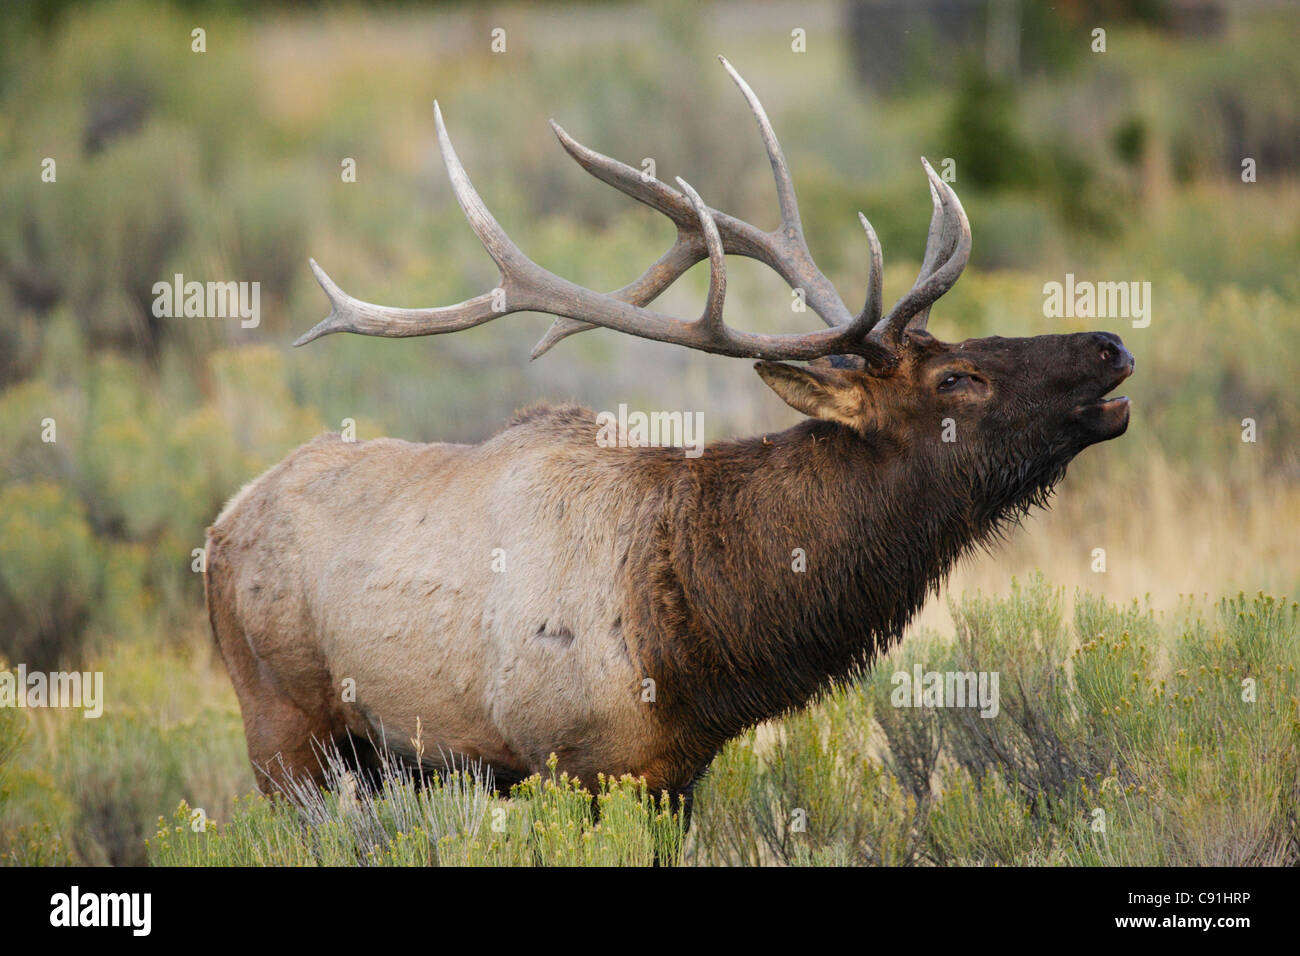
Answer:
0;482;99;668
58;713;186;866
695;585;1299;867
149;749;685;867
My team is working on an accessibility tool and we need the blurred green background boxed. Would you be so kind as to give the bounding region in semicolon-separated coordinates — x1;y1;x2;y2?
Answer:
0;0;1297;864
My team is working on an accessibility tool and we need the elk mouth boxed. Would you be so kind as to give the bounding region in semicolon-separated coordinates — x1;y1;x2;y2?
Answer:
1070;394;1130;443
1073;365;1133;440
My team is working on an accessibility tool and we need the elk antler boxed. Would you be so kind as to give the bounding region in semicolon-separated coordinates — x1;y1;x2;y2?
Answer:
295;57;970;367
871;159;971;346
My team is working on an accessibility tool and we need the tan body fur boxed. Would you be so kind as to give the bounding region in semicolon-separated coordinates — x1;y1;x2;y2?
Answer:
208;407;669;792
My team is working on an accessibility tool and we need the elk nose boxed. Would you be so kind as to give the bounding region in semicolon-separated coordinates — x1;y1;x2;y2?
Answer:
1092;331;1134;374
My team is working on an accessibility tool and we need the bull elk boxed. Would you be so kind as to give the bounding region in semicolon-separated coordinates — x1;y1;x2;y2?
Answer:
205;58;1134;822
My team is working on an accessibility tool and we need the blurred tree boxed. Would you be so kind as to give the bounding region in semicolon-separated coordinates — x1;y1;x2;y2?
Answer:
844;0;1187;94
944;60;1031;191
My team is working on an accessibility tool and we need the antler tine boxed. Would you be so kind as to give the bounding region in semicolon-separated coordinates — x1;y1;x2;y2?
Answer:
856;212;884;327
676;177;728;334
298;100;893;364
294;260;505;347
530;121;722;360
716;55;801;233
294;101;531;347
548;121;700;230
872;158;970;345
528;237;701;359
718;55;889;345
904;162;962;333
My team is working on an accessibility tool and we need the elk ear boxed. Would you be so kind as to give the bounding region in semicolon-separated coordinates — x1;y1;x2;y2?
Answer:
755;361;868;430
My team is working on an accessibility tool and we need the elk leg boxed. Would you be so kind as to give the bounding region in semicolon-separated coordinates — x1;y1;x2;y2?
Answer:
205;538;344;795
674;786;696;834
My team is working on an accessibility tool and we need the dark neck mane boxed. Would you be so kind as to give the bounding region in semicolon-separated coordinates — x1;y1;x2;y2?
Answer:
629;418;1060;768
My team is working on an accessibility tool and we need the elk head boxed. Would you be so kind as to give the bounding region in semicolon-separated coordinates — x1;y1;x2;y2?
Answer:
758;327;1132;521
295;56;1133;518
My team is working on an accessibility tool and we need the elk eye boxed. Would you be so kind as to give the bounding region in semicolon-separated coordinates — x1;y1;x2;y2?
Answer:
938;373;963;392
